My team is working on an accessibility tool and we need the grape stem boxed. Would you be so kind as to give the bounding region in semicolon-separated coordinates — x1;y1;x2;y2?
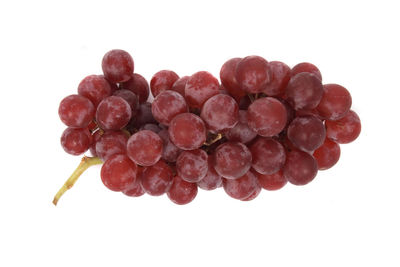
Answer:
204;133;223;146
52;156;103;206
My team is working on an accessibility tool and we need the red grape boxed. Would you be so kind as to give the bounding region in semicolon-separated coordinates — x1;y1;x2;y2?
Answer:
171;76;189;96
287;115;326;152
127;130;163;166
58;94;95;128
235;56;270;93
316;84;352;120
167;175;198;205
158;129;181;163
250;137;286;175
61;127;92;155
168;113;206;150
220;57;245;98
96;96;132;130
122;166;145;197
285;72;324;110
238;95;251;110
78;75;112;107
152;90;188;125
263;61;291;96
325;110;361;144
200;94;239;133
185;71;220;108
225;110;257;144
291;62;322;81
222;170;259;200
241;183;261;201
256;170;287;191
120;73;150;103
129;102;157;129
139;123;162;133
197;156;222;190
101;154;138;192
140;160;173;196
113;89;139;116
283;150;318;186
214;142;252;179
176;149;208;183
150;70;179;97
102;49;134;83
313;138;341;170
95;131;129;161
247;97;287;137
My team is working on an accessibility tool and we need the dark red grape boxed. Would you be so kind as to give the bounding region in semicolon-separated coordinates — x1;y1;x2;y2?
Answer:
241;183;261;201
313;138;341;170
200;94;239;133
167;175;198;205
127;130;163;166
235;56;270;93
214;142;252;179
325;110;361;144
291;62;322;81
101;154;138;192
222;170;259;200
256;170;287;191
139;123;162;133
185;71;220;108
158;129;181;163
176;149;208;183
96;96;132;130
58;94;95;128
150;70;179;97
122;166;145;197
113;89;139;116
61;127;92;155
95;131;129;161
283;150;318;186
263;61;291;96
247;97;287;137
171;76;189;96
287;115;326;152
225;110;257;144
152;90;188;125
238;95;251;110
220;57;246;98
285;72;324;110
250;137;286;175
197;156;222;190
140;160;173;196
120;73;150;103
316;84;352;120
102;49;134;83
78;75;112;107
129;102;157;129
168;113;206;150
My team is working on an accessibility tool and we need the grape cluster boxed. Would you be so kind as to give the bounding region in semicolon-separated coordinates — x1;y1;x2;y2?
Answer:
55;50;361;205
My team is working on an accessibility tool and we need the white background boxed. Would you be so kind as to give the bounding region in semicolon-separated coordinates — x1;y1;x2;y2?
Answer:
0;0;399;266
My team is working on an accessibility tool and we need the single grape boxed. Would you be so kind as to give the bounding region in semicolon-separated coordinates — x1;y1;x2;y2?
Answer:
247;97;287;137
225;110;257;144
168;113;206;150
250;137;286;175
214;142;252;179
78;75;112;107
96;96;132;130
222;170;259;200
197;156;222;190
113;89;139;116
325;110;361;144
120;73;150;103
167;175;198;205
185;71;220;108
150;70;179;97
283;150;318;186
122;167;145;197
200;94;239;133
171;76;189;96
101;154;138;192
152;90;188;125
291;62;322;81
127;130;163;166
95;131;129;161
287;115;326;152
61;127;92;155
140;160;173;196
316;84;352;120
241;183;261;201
255;170;287;191
313;138;341;170
235;56;270;93
263;61;291;96
158;129;181;163
220;57;246;98
102;49;134;83
285;72;324;110
139;123;162;133
129;102;157;130
58;94;95;128
176;149;208;183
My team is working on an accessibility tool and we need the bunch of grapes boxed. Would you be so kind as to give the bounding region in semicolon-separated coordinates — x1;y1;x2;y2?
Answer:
54;49;361;205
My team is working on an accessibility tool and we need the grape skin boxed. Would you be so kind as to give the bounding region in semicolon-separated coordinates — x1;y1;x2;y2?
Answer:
158;129;181;163
101;154;138;192
96;96;132;131
250;137;286;175
283;150;318;186
168;113;206;150
113;89;139;116
95;131;129;161
220;57;245;98
61;127;93;156
150;70;179;97
122;167;145;197
325;110;361;144
185;71;220;108
255;170;287;191
316;84;352;121
235;56;270;93
78;75;113;107
313;138;341;170
58;94;95;128
291;62;322;81
225;110;257;144
167;175;198;205
176;149;208;183
120;73;150;103
287;115;326;152
152;90;188;126
197;156;222;190
102;49;134;83
171;76;189;96
127;130;163;166
223;170;259;200
263;61;291;96
140;160;173;196
214;142;252;179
